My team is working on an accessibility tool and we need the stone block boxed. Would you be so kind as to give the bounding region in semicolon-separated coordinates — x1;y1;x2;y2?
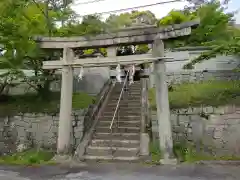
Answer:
52;115;59;121
50;125;58;133
172;124;186;133
209;115;223;125
192;107;202;114
77;120;84;126
224;118;240;125
178;115;190;124
224;105;236;114
213;106;225;115
72;120;77;127
221;113;240;120
191;120;204;141
152;125;158;134
203;106;214;114
178;109;188;114
190;115;201;122
170;114;178;126
213;126;224;139
187;127;193;134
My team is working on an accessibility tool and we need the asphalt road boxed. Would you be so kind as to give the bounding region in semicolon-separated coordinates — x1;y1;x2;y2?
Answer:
0;163;239;180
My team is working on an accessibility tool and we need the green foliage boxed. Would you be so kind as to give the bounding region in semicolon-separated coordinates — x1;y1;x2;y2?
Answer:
149;141;161;164
188;1;234;45
106;10;157;30
149;80;240;110
0;92;95;116
158;0;238;59
184;29;240;69
173;142;240;162
72;92;95;109
57;15;105;37
159;10;194;26
181;1;239;68
0;149;54;165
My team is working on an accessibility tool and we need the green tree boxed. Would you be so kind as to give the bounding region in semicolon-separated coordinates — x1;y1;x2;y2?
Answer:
0;0;62;97
187;1;234;46
159;10;194;26
181;1;238;69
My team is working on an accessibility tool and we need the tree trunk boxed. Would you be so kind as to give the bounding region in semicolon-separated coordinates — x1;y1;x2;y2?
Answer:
37;80;51;99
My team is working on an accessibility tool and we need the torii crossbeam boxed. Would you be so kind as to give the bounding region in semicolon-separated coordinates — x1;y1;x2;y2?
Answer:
35;19;200;164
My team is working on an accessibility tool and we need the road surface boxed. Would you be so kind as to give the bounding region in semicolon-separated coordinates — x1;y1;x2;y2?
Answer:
0;162;239;180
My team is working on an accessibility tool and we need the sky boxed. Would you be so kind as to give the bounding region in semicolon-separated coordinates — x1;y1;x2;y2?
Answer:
71;0;240;23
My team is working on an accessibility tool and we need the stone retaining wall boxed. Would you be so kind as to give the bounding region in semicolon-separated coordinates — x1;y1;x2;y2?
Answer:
149;70;240;87
0;110;86;155
166;70;240;84
151;105;240;156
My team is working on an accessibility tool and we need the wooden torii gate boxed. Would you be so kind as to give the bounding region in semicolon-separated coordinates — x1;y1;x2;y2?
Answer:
35;19;199;163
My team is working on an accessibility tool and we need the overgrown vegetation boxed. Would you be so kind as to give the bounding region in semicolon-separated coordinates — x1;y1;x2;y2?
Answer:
149;80;240;109
0;92;95;116
0;149;55;165
149;141;240;163
174;142;240;163
149;141;161;164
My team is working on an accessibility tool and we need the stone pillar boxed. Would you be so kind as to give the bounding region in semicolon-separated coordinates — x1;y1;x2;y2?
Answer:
57;47;74;155
152;39;176;164
107;47;117;81
140;77;150;156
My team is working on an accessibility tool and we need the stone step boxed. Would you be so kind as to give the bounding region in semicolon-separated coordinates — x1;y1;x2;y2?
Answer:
102;110;141;115
95;127;140;133
108;99;141;103
91;139;139;148
99;115;140;121
97;120;140;127
114;82;141;86
110;89;141;93
102;112;141;116
106;103;140;107
108;96;141;101
104;106;141;111
110;91;141;95
111;92;140;96
83;155;139;162
85;146;139;157
113;85;141;89
93;132;140;140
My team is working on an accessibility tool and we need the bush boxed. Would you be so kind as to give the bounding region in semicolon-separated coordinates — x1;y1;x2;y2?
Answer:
149;80;240;109
0;92;95;116
149;141;161;164
0;150;54;165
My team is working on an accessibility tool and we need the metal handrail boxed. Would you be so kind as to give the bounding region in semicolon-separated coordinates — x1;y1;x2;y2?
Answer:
109;70;129;130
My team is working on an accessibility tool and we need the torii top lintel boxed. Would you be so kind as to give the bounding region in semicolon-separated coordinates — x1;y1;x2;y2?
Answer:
35;19;200;49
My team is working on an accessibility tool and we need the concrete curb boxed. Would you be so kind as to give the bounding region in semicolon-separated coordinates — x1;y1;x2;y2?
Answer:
196;160;240;166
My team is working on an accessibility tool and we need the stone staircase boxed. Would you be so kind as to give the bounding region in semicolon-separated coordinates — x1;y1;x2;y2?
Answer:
83;81;142;161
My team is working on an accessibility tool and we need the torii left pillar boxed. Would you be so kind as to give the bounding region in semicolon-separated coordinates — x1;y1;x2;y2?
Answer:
57;47;74;155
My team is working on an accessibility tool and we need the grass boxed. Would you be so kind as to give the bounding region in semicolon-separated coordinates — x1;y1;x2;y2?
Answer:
0;92;95;116
148;141;161;164
149;141;240;163
173;142;240;163
0;149;55;165
149;80;240;109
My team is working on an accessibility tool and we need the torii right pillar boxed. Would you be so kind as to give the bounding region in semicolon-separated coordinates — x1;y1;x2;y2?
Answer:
152;39;177;164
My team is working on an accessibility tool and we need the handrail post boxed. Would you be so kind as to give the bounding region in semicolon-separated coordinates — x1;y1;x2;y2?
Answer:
109;70;130;130
117;108;119;128
109;70;130;157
